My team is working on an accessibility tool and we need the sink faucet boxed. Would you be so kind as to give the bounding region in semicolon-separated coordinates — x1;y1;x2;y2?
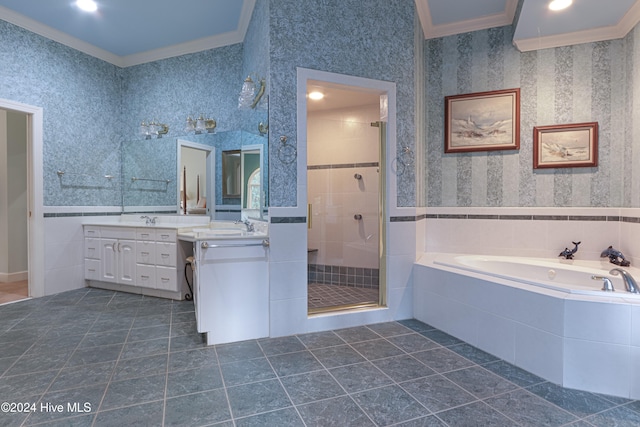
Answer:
235;219;254;232
610;268;640;294
140;215;157;225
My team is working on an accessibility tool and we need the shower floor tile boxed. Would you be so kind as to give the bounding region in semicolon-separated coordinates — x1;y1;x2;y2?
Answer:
308;283;378;309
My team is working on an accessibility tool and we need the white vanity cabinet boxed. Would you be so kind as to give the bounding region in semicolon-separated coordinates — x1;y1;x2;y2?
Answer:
134;228;177;291
84;224;188;300
193;238;269;345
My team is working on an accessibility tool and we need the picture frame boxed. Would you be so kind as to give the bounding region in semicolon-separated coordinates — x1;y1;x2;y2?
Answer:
444;88;520;153
533;122;598;169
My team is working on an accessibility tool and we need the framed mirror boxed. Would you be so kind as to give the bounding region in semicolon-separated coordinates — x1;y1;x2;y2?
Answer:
241;144;263;218
222;150;241;198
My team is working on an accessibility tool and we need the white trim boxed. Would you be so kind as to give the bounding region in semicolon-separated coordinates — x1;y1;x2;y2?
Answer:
0;271;28;283
514;0;640;52
0;0;256;67
415;0;518;40
177;139;215;219
0;98;44;298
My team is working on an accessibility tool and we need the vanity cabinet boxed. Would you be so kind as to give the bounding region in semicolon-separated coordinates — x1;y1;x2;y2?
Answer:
84;225;186;299
193;238;269;345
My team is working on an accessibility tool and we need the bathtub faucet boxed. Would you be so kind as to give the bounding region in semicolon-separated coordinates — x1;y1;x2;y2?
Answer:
610;268;640;294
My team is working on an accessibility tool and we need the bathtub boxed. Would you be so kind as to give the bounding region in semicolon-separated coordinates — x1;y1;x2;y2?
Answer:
413;253;640;399
433;254;640;299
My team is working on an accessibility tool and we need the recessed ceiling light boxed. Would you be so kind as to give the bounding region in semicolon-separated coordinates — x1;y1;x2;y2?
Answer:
308;91;324;100
548;0;572;11
76;0;98;12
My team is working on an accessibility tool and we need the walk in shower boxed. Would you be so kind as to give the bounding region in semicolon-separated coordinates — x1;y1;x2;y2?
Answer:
306;81;385;313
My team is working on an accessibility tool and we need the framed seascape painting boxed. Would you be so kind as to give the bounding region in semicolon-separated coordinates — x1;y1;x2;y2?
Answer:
444;88;520;153
533;122;598;169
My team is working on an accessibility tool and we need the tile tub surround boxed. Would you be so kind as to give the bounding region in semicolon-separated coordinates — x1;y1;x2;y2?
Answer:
2;289;640;426
414;254;640;399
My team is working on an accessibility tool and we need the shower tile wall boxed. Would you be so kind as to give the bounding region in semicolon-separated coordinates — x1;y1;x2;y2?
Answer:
307;104;380;288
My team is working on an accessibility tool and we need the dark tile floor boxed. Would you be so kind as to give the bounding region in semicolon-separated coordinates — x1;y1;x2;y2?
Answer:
308;283;378;310
1;288;640;426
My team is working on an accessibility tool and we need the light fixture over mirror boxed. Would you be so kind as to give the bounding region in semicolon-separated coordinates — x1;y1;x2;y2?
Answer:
185;115;217;134
238;76;266;109
139;120;169;139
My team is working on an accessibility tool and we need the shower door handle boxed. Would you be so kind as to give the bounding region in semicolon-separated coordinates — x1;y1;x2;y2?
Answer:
308;204;312;229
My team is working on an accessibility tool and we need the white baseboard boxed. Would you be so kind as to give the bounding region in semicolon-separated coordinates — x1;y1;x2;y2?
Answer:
0;271;28;283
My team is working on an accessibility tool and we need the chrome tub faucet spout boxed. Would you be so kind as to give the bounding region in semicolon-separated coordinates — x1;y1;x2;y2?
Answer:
610;268;640;294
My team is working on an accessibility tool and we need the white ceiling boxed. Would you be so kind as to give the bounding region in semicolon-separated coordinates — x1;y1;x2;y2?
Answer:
0;0;639;67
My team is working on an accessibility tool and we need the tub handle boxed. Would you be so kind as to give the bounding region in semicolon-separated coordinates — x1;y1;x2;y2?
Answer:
592;275;615;292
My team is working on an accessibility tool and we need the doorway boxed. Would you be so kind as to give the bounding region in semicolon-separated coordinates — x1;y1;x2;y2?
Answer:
0;109;28;303
306;81;386;314
0;98;45;300
177;140;215;218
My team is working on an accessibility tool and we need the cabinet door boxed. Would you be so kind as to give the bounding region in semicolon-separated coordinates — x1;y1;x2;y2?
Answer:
118;239;136;285
101;238;118;283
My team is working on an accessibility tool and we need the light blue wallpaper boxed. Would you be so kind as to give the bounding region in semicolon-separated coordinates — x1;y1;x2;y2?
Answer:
425;25;630;208
267;0;418;207
119;44;245;138
0;20;122;207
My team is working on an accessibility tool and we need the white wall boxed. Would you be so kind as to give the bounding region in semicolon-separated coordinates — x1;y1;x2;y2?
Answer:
0;110;28;281
307;104;380;269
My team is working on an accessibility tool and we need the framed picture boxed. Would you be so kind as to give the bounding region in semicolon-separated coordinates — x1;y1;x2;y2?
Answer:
445;88;520;153
533;122;598;169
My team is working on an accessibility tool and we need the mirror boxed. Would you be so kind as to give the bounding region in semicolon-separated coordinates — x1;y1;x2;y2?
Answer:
222;150;241;198
122;129;268;220
241;145;263;219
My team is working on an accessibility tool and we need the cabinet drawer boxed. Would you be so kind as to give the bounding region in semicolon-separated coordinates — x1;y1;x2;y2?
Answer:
101;227;136;240
156;242;176;267
84;238;100;260
136;229;156;241
156;229;176;242
84;226;101;238
199;240;268;262
84;259;101;280
156;266;177;291
136;264;156;288
136;241;156;264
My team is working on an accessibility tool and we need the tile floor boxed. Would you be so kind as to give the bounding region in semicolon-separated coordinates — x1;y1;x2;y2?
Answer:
1;288;640;426
308;283;379;310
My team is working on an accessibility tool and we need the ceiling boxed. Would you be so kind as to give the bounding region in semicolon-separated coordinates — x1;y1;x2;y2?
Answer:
0;0;639;67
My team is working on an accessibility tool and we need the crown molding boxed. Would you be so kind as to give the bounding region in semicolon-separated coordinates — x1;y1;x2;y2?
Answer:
415;0;518;40
0;0;256;68
513;1;640;52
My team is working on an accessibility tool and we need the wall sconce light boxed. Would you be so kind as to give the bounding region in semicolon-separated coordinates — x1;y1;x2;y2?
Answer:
185;115;217;134
258;122;268;136
139;120;169;139
238;76;266;109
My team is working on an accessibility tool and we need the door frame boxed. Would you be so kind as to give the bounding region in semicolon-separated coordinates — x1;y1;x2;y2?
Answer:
0;98;45;298
177;139;215;219
297;68;397;314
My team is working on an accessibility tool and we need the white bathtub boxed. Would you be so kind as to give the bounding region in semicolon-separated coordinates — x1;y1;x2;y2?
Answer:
433;254;640;299
413;253;640;399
